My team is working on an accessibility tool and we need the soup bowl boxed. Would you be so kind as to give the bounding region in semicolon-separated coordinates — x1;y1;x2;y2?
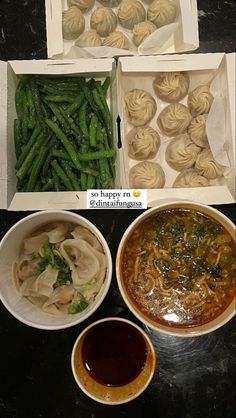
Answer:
0;210;112;330
116;201;236;337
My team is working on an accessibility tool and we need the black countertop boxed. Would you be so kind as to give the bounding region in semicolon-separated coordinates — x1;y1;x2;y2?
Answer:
0;1;235;418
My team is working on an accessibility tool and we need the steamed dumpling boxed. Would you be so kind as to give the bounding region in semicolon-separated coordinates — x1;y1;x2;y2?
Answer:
153;72;190;103
188;114;208;148
166;133;201;171
133;21;157;46
117;0;146;30
75;30;102;47
125;89;157;126
103;31;130;49
129;161;165;188
68;0;95;13
188;85;214;117
147;0;176;28
97;0;122;6
173;169;210;188
62;6;85;40
195;148;225;180
127;126;160;160
90;7;117;37
157;103;192;136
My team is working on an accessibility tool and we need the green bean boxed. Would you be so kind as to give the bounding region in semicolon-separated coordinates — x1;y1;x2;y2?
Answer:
87;174;96;189
15;124;41;169
51;168;61;191
25;146;48;192
51;160;74;191
79;149;114;161
33;181;42;192
41;178;53;192
99;158;114;189
78;102;89;140
59;107;81;139
15;75;31;118
16;134;45;182
89;114;98;148
80;173;87;191
14;119;22;159
45;102;70;133
43;95;76;103
45;119;81;171
61;160;81;191
30;78;47;132
26;84;36;129
102;77;111;95
65;92;85;116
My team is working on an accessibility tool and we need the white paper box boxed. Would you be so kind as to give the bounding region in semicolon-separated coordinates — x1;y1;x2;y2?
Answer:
46;0;199;59
118;53;236;205
0;58;119;210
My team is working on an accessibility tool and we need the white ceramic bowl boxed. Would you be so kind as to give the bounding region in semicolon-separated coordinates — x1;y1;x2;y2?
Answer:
0;210;112;330
71;317;156;404
116;200;236;337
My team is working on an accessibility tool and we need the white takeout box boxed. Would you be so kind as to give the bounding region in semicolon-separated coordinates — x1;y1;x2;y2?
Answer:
0;58;120;210
46;0;199;59
117;52;236;205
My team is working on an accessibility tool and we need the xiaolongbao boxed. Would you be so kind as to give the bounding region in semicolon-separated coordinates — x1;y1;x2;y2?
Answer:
68;0;95;13
188;85;214;117
62;6;85;40
153;72;190;103
188;114;208;148
173;169;210;188
129;161;165;188
165;133;201;171
97;0;122;7
195;148;225;180
125;89;157;127
127;126;160;160
90;7;117;37
133;21;157;46
147;0;176;28
117;0;146;30
103;31;130;49
75;30;102;47
157;103;192;136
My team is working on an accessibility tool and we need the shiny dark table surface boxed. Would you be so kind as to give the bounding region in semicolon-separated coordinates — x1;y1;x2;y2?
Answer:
0;1;235;417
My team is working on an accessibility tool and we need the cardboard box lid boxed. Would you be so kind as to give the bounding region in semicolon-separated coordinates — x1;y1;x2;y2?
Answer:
0;61;8;210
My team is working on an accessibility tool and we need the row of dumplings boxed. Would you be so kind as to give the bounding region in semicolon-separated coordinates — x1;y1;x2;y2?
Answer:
62;0;177;49
124;71;226;189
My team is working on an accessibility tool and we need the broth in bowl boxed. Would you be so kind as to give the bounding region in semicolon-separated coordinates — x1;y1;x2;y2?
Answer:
120;208;235;329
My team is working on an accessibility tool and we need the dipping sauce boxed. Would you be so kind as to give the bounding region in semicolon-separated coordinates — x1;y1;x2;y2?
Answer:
121;208;236;328
81;320;147;387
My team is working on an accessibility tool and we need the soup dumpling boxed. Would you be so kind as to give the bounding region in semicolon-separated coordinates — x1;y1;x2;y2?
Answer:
153;72;190;103
62;6;85;40
195;148;225;180
117;0;146;30
133;21;157;46
188;85;214;117
103;31;130;49
97;0;122;7
129;161;165;188
68;0;95;13
125;89;157;126
166;133;201;171
90;7;117;37
157;103;192;137
147;0;176;28
188;114;208;148
75;30;102;47
127;126;160;160
173;169;210;188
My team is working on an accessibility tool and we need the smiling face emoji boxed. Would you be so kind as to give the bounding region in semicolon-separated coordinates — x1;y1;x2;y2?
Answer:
133;190;141;198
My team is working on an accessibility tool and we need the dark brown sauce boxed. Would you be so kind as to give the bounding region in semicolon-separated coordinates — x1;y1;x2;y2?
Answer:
81;321;147;387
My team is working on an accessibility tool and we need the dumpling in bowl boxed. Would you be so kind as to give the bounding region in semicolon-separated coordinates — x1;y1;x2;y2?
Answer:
173;169;210;188
153;72;190;103
188;85;214;117
68;0;95;13
157;103;192;136
147;0;176;28
97;0;122;6
117;0;146;30
165;133;201;171
188;114;208;148
103;31;130;49
195;148;225;180
127;126;160;160
75;30;102;47
62;6;85;40
129;161;165;188
90;7;117;37
125;89;157;126
133;21;157;46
